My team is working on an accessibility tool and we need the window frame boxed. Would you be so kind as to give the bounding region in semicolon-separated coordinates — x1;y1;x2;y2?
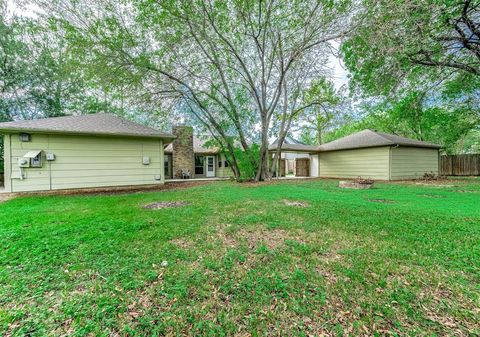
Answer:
195;155;205;175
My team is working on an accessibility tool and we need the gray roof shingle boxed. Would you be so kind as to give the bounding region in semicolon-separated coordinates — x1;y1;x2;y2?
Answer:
0;113;174;139
318;129;440;152
268;137;319;152
268;142;318;152
164;136;219;154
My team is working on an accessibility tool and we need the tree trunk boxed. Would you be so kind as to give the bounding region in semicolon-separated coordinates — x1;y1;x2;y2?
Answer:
316;114;323;145
269;80;289;177
270;130;287;177
255;125;270;181
229;160;241;180
221;141;243;181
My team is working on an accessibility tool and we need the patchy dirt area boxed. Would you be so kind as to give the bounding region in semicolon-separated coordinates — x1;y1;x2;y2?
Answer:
238;178;323;188
393;179;461;187
169;237;194;249
143;201;191;209
216;225;306;250
418;193;447;198
452;189;479;193
13;181;212;198
283;199;309;207
368;198;395;204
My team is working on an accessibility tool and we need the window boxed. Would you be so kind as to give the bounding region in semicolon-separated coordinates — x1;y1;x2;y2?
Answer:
164;154;172;178
195;156;205;175
224;160;229;167
218;158;222;168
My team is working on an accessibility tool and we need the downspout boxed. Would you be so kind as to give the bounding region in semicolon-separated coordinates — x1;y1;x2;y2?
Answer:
48;134;52;190
9;134;12;191
437;149;440;176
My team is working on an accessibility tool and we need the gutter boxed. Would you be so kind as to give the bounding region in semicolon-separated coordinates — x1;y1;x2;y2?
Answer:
0;128;176;141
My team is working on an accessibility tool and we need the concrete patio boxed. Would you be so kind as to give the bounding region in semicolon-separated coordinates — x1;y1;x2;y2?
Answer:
166;177;230;183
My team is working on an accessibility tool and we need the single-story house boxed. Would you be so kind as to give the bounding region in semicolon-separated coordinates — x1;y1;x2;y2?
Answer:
0;114;441;193
268;137;319;177
271;129;440;180
0;114;174;192
165;127;440;181
163;126;233;179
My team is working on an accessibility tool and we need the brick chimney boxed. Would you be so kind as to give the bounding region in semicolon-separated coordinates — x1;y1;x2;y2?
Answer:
172;125;195;178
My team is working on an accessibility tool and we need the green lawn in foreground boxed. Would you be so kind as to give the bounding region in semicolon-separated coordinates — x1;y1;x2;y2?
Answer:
0;179;479;336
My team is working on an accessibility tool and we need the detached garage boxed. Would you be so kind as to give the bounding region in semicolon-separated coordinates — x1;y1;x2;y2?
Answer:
0;114;174;192
318;130;440;180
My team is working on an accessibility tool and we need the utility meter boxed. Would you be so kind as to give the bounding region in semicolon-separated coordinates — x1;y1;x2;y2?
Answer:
143;156;150;165
18;158;30;168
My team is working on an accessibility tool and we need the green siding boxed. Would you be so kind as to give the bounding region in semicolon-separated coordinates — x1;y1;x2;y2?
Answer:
390;147;439;180
216;153;234;178
319;147;390;180
7;133;164;192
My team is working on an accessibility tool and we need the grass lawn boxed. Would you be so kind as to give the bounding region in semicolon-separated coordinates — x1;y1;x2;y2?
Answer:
1;179;479;336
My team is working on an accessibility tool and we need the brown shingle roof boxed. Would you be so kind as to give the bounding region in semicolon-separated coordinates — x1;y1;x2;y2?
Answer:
268;142;318;152
268;136;319;152
164;136;220;154
0;113;174;139
318;130;440;152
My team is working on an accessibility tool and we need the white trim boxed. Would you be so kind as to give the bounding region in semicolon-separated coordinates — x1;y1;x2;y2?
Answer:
23;150;42;158
206;155;215;177
4;134;12;192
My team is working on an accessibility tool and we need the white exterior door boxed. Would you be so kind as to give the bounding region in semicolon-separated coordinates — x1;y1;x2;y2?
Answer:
310;154;319;177
206;156;215;177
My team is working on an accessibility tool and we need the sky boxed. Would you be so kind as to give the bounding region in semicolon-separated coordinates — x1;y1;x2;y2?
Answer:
329;52;350;90
5;0;351;91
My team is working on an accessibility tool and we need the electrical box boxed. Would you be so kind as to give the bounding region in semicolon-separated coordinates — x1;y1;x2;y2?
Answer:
31;154;42;167
143;156;150;165
46;153;55;161
18;158;30;168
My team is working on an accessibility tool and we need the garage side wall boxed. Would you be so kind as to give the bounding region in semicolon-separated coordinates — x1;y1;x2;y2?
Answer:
319;147;390;180
9;133;164;192
390;147;439;180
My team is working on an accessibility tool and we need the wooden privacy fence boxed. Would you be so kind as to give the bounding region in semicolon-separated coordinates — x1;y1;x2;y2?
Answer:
295;158;310;177
440;154;480;176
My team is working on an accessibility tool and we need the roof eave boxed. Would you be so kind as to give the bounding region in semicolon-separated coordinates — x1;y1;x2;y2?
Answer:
194;151;220;155
318;143;392;152
268;148;318;153
0;128;175;140
319;143;441;152
394;143;441;149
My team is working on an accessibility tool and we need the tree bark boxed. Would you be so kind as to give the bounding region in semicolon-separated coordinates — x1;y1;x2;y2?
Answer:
255;123;270;181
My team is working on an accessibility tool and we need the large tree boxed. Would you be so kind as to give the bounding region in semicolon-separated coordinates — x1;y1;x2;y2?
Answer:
0;3;126;121
325;90;480;154
32;0;353;181
293;77;343;145
338;0;480;152
343;0;480;95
